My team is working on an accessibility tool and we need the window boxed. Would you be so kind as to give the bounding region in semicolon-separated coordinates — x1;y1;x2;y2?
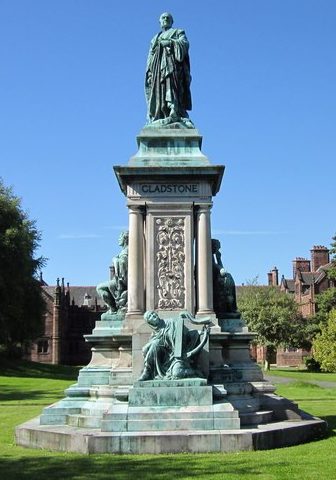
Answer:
284;347;299;353
37;339;49;354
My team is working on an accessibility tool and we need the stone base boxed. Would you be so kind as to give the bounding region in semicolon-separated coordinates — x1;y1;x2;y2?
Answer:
16;374;327;454
16;414;327;454
100;379;240;432
15;313;328;454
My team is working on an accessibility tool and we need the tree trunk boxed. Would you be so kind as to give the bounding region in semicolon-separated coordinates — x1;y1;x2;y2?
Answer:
264;346;272;371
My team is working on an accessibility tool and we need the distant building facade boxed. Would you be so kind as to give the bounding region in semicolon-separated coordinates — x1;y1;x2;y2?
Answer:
28;246;332;367
25;277;106;365
279;246;332;317
267;245;332;367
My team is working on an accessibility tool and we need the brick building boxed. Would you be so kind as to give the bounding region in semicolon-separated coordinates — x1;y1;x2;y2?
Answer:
27;246;332;367
267;245;332;366
279;246;331;317
25;277;105;365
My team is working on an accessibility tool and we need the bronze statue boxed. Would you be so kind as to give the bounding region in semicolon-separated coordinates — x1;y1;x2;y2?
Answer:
212;239;240;318
145;12;192;125
96;231;128;317
139;311;210;381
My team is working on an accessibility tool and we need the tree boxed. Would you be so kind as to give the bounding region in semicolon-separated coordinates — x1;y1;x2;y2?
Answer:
0;179;45;353
314;233;336;325
313;310;336;372
327;233;336;282
315;288;336;323
237;285;315;369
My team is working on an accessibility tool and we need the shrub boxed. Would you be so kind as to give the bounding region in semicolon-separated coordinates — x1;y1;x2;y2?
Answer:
313;310;336;372
304;356;321;372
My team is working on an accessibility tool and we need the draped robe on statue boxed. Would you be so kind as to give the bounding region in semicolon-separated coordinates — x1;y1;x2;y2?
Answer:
145;28;192;122
142;318;199;379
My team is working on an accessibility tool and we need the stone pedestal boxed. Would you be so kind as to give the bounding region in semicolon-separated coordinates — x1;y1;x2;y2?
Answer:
114;127;224;327
15;126;327;454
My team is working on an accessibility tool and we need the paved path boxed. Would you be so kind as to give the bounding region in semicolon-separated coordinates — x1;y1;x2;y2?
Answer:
264;374;336;389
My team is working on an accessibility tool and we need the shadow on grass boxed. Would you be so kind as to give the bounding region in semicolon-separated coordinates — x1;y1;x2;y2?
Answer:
0;388;63;402
0;454;275;480
321;415;336;437
0;358;80;380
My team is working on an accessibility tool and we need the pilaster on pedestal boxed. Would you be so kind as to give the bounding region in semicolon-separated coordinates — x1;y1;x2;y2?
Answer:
195;203;215;318
126;204;145;326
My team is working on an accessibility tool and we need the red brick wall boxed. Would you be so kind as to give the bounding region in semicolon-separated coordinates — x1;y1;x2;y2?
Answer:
277;349;310;367
311;246;329;272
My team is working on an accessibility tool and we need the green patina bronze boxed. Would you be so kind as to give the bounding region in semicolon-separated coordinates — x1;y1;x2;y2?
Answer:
212;239;241;319
96;230;128;319
139;310;210;381
145;12;193;128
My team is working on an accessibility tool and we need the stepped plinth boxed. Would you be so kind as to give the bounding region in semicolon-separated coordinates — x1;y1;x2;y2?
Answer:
15;11;327;454
16;124;327;453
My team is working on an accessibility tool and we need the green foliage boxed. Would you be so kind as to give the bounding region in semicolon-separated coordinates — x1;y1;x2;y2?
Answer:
313;310;336;372
304;356;321;372
327;265;336;282
238;286;313;349
0;179;46;351
315;288;336;324
329;233;336;259
313;233;336;324
326;232;336;281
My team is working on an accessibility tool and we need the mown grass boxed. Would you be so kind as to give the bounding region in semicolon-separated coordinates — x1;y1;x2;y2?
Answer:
0;356;80;379
267;366;336;383
0;359;335;480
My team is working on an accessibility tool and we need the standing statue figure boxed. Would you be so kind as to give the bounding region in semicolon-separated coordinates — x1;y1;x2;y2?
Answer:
96;231;129;318
212;239;240;319
139;311;210;381
145;12;192;126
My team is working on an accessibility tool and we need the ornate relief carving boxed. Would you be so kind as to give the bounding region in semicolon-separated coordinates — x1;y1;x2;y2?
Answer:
155;217;185;309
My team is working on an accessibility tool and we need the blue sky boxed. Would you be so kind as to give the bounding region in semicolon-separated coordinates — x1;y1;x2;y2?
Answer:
1;0;335;287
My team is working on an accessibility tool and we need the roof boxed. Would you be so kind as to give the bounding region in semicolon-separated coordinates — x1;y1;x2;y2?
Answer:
298;272;317;285
42;285;105;308
280;277;295;293
297;263;331;285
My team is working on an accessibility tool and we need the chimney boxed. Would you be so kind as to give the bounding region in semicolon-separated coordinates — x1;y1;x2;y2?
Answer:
292;258;311;278
268;267;279;286
65;282;70;306
55;278;61;306
310;245;330;272
271;267;279;286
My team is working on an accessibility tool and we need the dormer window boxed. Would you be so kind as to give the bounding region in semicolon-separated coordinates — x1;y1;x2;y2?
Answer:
83;293;92;307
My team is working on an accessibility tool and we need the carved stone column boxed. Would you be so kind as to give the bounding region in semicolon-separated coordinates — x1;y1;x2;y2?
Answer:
196;204;213;315
127;205;144;315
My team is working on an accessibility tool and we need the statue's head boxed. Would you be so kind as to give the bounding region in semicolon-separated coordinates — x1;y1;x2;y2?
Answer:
118;230;129;247
144;310;164;330
211;239;221;254
159;12;173;30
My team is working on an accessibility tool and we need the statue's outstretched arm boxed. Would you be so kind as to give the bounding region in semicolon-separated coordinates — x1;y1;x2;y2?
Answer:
180;311;211;325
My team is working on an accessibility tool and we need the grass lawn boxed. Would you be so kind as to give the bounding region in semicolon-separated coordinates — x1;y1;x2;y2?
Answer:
0;359;335;480
267;366;336;383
